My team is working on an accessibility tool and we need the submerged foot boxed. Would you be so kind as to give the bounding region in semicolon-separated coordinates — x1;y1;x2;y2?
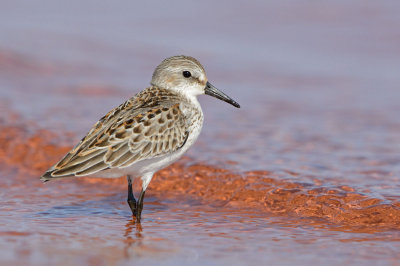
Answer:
127;199;137;217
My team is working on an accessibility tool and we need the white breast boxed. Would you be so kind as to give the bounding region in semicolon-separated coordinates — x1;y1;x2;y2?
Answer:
90;100;204;179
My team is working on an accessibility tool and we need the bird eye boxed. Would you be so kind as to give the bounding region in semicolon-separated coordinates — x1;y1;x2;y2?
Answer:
182;71;191;78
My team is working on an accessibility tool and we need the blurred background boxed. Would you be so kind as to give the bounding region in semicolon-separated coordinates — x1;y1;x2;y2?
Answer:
1;1;400;265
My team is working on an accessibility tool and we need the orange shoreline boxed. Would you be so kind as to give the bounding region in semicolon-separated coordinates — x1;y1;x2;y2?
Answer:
2;117;400;232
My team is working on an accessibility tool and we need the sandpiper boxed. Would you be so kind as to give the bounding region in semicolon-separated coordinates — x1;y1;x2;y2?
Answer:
41;55;240;221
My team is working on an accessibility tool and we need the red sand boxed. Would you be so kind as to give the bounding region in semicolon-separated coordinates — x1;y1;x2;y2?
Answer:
2;118;399;233
1;1;400;264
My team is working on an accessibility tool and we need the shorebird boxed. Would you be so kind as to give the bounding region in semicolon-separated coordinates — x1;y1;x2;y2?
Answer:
41;55;240;221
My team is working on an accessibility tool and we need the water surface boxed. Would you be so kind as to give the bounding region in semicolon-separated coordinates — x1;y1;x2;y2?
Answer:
1;1;400;265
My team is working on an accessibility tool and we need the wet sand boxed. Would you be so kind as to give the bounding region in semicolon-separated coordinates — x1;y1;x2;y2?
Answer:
1;118;400;265
1;1;400;265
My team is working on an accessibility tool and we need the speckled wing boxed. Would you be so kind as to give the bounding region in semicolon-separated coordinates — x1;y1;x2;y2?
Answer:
41;87;189;181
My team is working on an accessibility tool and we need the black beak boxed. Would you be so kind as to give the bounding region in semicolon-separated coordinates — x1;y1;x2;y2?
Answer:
204;82;240;108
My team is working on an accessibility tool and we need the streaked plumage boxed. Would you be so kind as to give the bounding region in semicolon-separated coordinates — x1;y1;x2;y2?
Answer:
41;55;240;221
42;88;191;178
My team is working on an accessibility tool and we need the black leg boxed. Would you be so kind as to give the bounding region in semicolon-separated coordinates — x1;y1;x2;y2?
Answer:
136;189;146;222
127;175;137;216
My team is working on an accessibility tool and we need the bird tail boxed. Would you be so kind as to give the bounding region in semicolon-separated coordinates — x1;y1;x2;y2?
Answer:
40;167;74;182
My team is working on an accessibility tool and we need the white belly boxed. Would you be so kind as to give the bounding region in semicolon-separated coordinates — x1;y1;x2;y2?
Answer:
90;105;204;179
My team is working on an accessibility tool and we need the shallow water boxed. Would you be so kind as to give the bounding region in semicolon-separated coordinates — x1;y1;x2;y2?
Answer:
1;1;400;265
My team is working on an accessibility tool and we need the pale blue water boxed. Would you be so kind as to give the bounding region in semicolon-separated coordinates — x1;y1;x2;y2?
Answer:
1;1;400;265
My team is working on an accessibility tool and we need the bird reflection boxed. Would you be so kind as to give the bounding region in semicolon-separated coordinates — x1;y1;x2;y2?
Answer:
123;218;143;258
